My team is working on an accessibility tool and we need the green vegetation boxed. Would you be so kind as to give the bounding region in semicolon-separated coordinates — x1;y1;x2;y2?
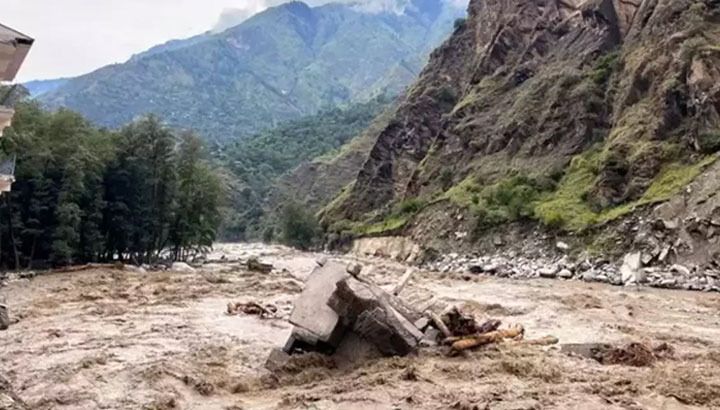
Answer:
279;202;320;250
326;198;428;241
535;150;720;232
355;216;409;236
218;96;391;240
589;51;620;85
534;152;602;231
0;102;224;268
698;131;720;154
435;147;719;234
642;155;720;202
38;0;464;142
440;175;551;232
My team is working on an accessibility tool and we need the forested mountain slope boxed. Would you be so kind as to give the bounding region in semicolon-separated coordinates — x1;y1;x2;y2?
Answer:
217;96;392;239
36;0;464;143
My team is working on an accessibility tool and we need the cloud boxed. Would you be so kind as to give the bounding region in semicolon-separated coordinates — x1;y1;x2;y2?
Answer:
7;0;469;81
212;0;468;32
346;0;412;14
212;1;287;33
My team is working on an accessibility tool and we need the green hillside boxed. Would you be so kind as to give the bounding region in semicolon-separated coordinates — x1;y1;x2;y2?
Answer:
216;95;391;239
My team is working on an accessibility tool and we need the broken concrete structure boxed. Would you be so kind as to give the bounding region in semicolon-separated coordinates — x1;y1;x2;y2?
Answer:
0;22;33;195
288;260;349;348
271;258;425;368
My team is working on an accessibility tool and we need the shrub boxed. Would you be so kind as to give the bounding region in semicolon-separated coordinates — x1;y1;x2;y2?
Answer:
454;18;467;31
261;226;274;243
395;198;427;215
590;51;620;86
435;86;458;107
698;131;720;154
280;202;320;250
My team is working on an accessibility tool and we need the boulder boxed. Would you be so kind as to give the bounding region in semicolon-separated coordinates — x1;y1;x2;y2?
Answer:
538;266;558;278
171;262;195;273
346;263;362;277
671;264;691;276
582;271;598;282
620;252;642;285
247;257;273;273
125;265;147;274
558;269;574;279
468;265;483;274
265;348;291;372
658;246;671;263
419;327;440;347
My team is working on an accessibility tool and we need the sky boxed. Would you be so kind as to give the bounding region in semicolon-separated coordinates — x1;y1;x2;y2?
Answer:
5;0;466;83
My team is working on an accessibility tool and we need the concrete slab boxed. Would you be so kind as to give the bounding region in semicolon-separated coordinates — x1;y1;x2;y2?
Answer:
289;260;349;343
329;277;422;356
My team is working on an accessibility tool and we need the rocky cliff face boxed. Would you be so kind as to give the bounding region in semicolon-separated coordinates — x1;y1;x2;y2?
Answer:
324;0;720;272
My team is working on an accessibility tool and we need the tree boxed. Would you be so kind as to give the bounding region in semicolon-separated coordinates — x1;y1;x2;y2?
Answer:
0;103;226;268
279;202;319;250
170;132;224;260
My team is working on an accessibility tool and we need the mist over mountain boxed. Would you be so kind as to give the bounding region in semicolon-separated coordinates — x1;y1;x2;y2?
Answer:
212;0;467;32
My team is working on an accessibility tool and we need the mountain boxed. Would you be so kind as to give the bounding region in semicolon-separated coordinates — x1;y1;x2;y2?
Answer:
318;0;720;270
36;0;465;143
217;95;392;240
23;78;69;98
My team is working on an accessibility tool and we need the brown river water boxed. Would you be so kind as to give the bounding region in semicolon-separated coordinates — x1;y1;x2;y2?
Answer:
1;243;719;409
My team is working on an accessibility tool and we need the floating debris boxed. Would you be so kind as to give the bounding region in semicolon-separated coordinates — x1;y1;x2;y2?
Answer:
226;301;278;318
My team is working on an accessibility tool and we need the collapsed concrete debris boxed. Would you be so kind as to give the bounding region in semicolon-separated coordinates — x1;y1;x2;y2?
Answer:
265;260;426;369
561;342;674;367
226;301;277;318
0;300;8;331
246;257;273;273
0;375;29;410
266;260;557;369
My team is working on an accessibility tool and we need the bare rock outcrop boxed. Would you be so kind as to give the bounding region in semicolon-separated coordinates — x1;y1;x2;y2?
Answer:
323;0;720;278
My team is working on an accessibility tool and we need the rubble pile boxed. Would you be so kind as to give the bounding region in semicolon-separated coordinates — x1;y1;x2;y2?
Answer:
426;251;720;293
266;259;557;369
562;342;674;367
226;301;278;318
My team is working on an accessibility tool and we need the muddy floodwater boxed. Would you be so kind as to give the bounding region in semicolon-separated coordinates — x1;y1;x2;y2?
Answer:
2;243;720;409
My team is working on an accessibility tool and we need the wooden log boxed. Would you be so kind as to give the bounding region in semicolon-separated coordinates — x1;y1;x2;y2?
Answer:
429;311;452;339
507;336;559;346
393;268;416;296
451;326;525;351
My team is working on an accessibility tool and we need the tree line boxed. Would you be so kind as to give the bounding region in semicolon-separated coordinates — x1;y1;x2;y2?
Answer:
0;101;224;269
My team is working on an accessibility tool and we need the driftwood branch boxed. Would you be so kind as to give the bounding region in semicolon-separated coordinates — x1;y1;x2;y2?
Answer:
449;325;525;351
429;311;452;338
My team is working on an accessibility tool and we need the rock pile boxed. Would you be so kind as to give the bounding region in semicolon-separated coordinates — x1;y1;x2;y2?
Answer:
425;251;720;293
